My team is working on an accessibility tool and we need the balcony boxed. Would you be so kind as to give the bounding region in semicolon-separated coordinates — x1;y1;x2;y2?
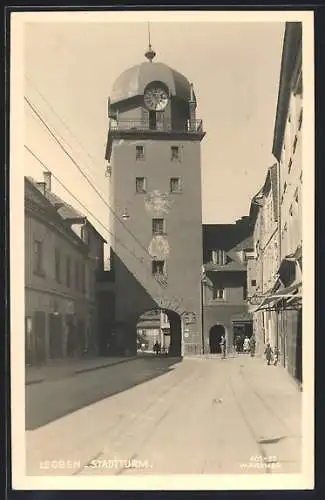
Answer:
109;119;204;136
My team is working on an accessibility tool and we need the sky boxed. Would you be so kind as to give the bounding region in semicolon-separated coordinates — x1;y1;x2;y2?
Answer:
23;15;285;248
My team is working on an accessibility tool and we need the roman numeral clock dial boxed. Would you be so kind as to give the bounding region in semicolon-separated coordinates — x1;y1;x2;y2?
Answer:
144;86;169;111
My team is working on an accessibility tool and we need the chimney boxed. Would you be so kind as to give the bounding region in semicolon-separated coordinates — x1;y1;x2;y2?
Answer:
43;171;52;192
36;182;46;196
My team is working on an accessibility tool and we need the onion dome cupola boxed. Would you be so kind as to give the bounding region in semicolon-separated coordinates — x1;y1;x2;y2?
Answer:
107;42;201;134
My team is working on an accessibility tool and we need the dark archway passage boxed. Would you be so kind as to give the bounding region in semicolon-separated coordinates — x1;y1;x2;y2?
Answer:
209;324;225;354
136;308;182;357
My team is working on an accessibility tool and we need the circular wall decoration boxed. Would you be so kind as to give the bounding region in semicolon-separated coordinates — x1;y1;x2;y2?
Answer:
148;235;170;259
145;190;172;216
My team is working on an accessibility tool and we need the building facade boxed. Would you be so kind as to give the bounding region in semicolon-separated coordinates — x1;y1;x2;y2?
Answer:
202;221;253;353
25;174;106;366
248;165;280;356
272;22;303;382
103;44;205;356
248;22;302;383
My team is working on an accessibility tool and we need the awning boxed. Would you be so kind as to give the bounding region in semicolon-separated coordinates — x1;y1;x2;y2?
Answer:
253;281;302;312
253;296;283;312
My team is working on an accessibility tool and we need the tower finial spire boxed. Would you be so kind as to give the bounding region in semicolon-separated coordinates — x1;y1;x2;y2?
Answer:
145;22;156;62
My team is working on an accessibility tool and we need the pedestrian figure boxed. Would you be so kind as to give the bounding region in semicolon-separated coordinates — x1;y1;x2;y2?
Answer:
153;341;161;356
220;335;226;359
264;343;273;365
273;347;279;366
249;335;256;357
235;334;242;353
243;336;250;354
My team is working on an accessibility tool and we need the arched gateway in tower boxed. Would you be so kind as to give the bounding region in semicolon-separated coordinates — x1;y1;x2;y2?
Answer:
104;42;206;357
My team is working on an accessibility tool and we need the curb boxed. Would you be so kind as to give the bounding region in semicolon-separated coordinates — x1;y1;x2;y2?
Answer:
74;356;138;374
26;378;45;386
26;356;138;385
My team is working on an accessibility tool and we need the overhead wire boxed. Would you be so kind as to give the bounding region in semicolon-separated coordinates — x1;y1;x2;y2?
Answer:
24;95;157;260
24;144;177;300
25;145;145;267
24;94;184;310
25;74;103;178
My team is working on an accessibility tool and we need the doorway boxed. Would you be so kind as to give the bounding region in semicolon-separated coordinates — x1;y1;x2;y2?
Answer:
149;111;157;130
49;313;63;359
209;324;226;354
135;309;181;357
33;311;46;365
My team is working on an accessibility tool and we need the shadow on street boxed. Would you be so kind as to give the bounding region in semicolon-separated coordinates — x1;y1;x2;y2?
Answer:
26;355;182;431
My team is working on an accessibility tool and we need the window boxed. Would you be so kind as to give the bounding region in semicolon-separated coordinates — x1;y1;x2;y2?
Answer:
171;146;180;161
289;204;294;217
293;135;298;154
66;255;71;287
152;218;165;235
136;145;145;160
136;177;146;193
152;260;165;275
294;70;303;96
75;262;79;290
213;288;224;300
211;249;226;265
282;181;287;203
81;263;86;293
288;158;293;173
294;187;299;203
55;248;61;283
170;177;182;193
33;240;44;275
251;280;257;287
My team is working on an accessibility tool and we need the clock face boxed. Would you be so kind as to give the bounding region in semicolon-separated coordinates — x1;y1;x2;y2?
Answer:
144;86;169;111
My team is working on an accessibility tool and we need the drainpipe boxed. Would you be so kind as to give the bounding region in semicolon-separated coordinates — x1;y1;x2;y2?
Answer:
276;161;281;357
201;278;205;355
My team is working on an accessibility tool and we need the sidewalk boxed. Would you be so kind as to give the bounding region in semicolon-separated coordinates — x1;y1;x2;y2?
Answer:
231;353;302;474
26;355;137;386
187;352;303;391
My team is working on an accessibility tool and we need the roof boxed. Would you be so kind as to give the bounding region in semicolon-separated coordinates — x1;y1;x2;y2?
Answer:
272;22;302;160
25;178;88;250
229;235;254;253
26;176;107;242
111;61;191;105
203;223;252;254
45;191;85;221
248;163;279;224
26;177;84;220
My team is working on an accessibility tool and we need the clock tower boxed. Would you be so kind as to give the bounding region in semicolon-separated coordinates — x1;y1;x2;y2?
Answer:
105;42;205;356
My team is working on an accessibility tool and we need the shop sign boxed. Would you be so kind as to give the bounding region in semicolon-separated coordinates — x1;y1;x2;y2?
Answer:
247;295;264;306
182;312;196;324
